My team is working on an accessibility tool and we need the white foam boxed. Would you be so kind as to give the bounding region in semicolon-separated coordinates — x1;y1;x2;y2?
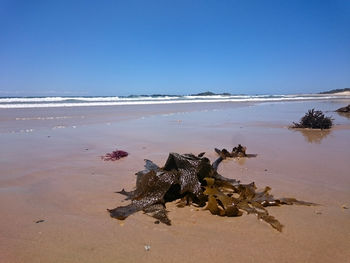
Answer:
0;96;119;103
0;94;348;108
0;96;181;103
0;96;338;108
15;116;73;120
52;125;66;129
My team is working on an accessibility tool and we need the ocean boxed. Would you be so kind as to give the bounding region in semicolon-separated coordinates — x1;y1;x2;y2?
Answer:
0;94;349;108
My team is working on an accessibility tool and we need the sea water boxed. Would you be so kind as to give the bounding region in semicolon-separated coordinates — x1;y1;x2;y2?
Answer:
0;94;349;108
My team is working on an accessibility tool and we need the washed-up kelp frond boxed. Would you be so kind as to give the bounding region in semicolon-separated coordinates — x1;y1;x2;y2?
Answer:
292;109;333;129
336;104;350;113
101;150;128;161
212;145;257;171
203;178;314;231
108;145;315;231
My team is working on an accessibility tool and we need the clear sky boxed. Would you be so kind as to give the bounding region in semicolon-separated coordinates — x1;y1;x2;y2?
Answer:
0;0;349;96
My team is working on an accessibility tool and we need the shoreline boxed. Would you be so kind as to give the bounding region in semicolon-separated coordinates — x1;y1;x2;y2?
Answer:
1;93;350;109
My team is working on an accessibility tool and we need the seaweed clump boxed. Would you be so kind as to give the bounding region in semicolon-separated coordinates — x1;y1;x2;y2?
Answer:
101;150;128;161
292;109;333;129
108;145;315;231
336;104;350;113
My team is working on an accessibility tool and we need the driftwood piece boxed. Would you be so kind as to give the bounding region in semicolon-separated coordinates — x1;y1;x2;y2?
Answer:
108;145;315;231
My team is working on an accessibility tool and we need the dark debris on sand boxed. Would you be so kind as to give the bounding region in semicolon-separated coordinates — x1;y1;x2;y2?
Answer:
291;109;333;129
101;150;128;161
336;104;350;113
107;145;316;232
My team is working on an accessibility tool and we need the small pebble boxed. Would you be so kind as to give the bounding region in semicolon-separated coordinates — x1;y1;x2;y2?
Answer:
264;169;268;172
35;219;45;224
154;220;160;224
144;245;151;251
341;204;349;209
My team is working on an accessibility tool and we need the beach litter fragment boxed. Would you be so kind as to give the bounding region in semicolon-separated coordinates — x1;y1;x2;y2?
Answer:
108;145;316;231
291;109;333;129
144;245;151;251
101;150;128;161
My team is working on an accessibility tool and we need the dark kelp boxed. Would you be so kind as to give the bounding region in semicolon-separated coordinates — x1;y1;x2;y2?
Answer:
291;109;333;129
101;150;128;161
336;104;350;113
108;145;315;231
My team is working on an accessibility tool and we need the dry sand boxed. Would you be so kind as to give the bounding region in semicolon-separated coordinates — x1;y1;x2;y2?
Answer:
333;91;350;96
0;100;349;263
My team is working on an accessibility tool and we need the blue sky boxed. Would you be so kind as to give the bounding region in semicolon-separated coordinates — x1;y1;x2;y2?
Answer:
0;0;349;96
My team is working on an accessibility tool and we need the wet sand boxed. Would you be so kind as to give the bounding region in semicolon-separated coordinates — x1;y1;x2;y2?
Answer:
0;100;350;263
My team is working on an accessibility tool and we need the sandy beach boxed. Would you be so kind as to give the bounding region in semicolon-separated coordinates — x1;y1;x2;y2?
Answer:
0;99;350;263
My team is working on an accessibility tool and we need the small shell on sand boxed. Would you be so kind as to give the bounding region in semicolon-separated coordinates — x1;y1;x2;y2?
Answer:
144;245;151;251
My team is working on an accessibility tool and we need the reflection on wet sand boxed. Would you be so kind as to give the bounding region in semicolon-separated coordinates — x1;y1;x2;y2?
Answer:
336;112;350;120
295;129;332;144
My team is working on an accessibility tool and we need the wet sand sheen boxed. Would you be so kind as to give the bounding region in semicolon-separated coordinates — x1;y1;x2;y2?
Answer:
0;100;349;263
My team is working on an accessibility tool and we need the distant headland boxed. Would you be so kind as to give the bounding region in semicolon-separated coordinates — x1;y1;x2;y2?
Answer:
319;88;350;94
189;91;232;96
125;91;236;98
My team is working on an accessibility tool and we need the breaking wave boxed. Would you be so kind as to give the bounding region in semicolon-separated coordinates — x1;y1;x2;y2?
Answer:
0;94;348;108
